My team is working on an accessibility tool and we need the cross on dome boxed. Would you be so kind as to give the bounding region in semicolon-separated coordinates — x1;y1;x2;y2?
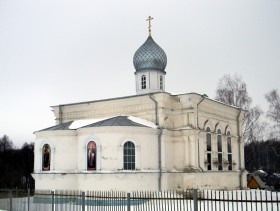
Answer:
133;16;167;74
146;16;153;36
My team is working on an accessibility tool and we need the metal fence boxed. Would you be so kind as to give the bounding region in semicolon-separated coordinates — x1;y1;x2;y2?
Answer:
0;189;279;211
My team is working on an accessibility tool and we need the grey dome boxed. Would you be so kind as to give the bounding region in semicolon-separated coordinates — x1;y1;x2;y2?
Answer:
133;36;167;73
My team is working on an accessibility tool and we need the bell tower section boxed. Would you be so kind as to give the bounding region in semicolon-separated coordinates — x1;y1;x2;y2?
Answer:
133;16;167;95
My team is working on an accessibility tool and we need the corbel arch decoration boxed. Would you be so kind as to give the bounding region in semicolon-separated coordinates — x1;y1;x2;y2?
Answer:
225;125;233;137
224;125;229;135
203;120;209;131
203;120;214;132
214;122;220;133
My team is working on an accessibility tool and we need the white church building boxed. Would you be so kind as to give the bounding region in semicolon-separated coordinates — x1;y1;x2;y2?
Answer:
32;18;247;191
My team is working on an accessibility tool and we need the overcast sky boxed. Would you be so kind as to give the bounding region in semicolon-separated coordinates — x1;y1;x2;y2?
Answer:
0;0;279;147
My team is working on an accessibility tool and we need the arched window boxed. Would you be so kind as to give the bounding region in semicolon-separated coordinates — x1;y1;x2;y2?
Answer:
227;131;232;170
87;141;97;170
217;129;223;170
206;127;212;170
159;76;163;90
141;75;146;89
42;144;51;171
123;141;135;170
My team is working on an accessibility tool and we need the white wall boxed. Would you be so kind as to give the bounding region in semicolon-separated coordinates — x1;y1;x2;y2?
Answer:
34;130;77;173
34;92;246;191
77;173;159;191
33;126;164;191
33;174;77;190
135;70;165;94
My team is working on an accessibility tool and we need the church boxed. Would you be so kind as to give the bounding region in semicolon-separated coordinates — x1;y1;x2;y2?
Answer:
32;17;247;191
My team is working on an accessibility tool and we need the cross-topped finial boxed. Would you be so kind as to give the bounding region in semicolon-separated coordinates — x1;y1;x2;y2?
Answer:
146;16;153;36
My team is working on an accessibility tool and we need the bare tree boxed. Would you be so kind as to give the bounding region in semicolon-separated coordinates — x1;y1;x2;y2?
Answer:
265;89;280;126
215;74;251;109
215;73;262;142
265;89;280;139
0;135;14;152
244;106;264;142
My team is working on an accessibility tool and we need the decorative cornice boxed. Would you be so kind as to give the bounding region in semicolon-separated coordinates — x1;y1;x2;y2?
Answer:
35;130;77;138
77;126;158;135
61;104;156;122
34;126;174;139
52;93;184;122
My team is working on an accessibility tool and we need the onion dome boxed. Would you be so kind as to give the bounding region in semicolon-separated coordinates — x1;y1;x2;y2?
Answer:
133;36;167;73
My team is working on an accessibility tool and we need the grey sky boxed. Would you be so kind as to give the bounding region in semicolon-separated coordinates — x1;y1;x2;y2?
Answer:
0;0;279;147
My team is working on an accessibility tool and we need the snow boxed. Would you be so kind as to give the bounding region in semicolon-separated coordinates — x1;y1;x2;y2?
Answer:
69;117;113;129
174;126;193;130
68;115;157;129
128;116;157;128
257;169;267;174
0;189;279;211
1;189;279;210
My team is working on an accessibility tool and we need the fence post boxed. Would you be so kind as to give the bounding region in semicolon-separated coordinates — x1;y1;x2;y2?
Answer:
127;192;131;211
27;188;30;211
9;190;12;211
82;191;85;211
51;191;54;211
193;189;198;211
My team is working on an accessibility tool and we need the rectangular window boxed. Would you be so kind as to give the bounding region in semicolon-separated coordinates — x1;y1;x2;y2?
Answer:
218;153;223;170
227;134;232;170
206;128;212;171
228;154;232;170
218;139;222;152
227;138;232;153
217;130;222;170
207;134;211;151
159;76;163;90
141;75;146;89
124;141;136;170
207;153;211;170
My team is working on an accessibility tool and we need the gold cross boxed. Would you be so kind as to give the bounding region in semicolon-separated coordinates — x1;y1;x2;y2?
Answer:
146;16;153;36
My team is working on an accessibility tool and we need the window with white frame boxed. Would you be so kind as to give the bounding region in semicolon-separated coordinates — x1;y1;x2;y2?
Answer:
227;131;232;170
141;75;146;89
42;144;51;171
123;141;135;170
87;141;97;171
206;127;212;170
159;76;163;90
217;129;223;170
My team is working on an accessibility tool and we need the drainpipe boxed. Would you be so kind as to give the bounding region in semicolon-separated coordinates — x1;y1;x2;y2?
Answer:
158;128;162;191
237;109;243;189
58;105;63;124
149;94;158;125
149;94;162;191
197;131;203;172
196;95;206;172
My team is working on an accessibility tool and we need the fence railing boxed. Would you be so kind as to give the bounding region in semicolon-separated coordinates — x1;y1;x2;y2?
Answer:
0;189;279;211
